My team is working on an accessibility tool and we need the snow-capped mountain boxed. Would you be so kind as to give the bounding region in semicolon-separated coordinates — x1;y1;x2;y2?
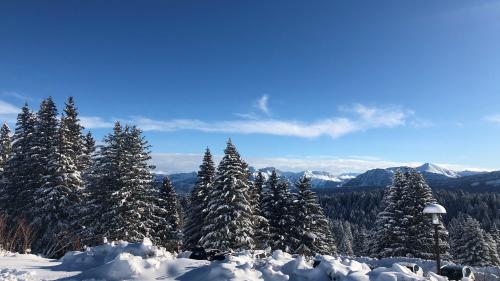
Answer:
249;167;358;189
155;167;358;193
343;163;487;188
156;163;491;193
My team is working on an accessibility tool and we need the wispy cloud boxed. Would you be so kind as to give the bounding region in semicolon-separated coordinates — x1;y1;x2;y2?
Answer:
0;100;21;124
83;104;416;139
255;94;270;115
80;116;116;129
1;91;33;102
484;114;500;124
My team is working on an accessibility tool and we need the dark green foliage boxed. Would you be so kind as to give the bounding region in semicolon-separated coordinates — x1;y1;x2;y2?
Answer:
293;176;336;255
0;123;11;174
262;170;295;251
200;139;255;251
449;215;500;266
183;148;215;250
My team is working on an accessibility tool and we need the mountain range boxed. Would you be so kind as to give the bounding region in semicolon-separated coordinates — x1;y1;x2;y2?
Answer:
155;163;498;193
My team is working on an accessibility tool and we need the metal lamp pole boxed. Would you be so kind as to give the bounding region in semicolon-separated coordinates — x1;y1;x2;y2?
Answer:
423;203;447;275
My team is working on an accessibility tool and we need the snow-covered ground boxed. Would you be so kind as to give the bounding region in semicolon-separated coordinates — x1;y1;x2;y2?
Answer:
0;239;496;281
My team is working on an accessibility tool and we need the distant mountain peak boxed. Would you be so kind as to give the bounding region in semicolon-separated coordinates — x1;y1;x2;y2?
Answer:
416;163;459;178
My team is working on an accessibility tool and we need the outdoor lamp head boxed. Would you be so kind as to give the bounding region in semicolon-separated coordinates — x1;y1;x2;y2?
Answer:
423;203;446;225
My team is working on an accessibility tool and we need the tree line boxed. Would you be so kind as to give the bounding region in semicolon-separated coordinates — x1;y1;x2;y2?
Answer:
319;173;500;266
0;96;499;267
0;97;334;258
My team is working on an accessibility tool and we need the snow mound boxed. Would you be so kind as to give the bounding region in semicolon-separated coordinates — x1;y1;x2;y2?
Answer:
0;241;456;280
0;268;35;281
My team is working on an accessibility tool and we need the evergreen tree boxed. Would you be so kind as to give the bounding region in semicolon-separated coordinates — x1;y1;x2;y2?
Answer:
352;225;369;257
404;171;449;259
200;139;255;251
0;104;37;219
62;97;85;170
293;176;336;256
337;221;354;256
251;171;270;250
0;123;12;174
81;131;95;173
369;170;448;259
32;113;83;256
451;216;498;266
183;148;215;250
80;122;124;245
370;170;407;258
83;124;155;245
151;177;181;251
262;171;295;252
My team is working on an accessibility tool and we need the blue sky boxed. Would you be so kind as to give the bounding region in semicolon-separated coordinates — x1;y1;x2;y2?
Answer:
1;0;500;173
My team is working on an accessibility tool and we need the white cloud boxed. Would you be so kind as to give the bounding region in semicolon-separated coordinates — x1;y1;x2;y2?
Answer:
80;116;115;129
72;104;420;139
0;100;20;114
1;92;33;101
0;100;20;124
124;104;410;139
485;114;500;124
255;94;270;115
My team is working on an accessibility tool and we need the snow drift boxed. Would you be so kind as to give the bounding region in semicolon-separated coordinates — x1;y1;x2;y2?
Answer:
0;239;483;280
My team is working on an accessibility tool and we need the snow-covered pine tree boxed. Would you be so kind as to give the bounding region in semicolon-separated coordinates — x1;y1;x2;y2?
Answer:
31;97;60;192
62;97;86;171
293;176;336;256
31;112;83;257
0;123;12;174
262;171;295;252
369;170;413;258
80;122;125;245
451;216;498;266
159;177;181;251
109;126;154;241
352;225;369;257
0;104;37;219
337;221;354;256
404;170;449;259
484;232;500;266
183;148;215;250
81;131;95;173
250;171;270;250
200;139;255;251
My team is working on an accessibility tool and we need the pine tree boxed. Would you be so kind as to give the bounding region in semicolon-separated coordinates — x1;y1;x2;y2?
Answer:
451;216;498;266
370;170;407;258
82;124;155;245
183;148;215;250
162;177;181;251
200;139;255;251
262;171;295;252
337;221;354;256
293;176;336;256
352;225;369;257
81;131;95;173
151;177;181;251
251;171;270;249
0;123;12;174
404;171;449;259
32;113;83;256
62;97;86;170
80;122;124;245
0;104;37;219
369;170;448;259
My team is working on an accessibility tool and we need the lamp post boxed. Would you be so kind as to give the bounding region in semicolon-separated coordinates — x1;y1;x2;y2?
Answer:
423;203;447;275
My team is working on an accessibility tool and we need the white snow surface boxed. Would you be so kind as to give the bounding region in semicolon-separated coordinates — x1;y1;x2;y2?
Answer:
0;239;488;281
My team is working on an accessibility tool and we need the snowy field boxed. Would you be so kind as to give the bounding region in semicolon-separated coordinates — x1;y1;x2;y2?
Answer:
2;239;497;281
